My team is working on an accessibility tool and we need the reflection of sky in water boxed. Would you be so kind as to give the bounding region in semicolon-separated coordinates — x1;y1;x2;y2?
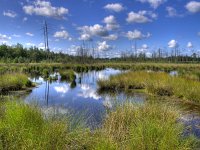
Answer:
25;68;200;137
180;114;200;138
25;68;144;127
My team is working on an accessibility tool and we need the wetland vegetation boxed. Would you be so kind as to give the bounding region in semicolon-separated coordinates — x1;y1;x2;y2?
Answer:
0;100;198;150
0;63;199;149
0;56;200;149
98;71;200;103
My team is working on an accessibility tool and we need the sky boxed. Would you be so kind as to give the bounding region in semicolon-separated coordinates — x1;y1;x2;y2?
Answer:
0;0;200;57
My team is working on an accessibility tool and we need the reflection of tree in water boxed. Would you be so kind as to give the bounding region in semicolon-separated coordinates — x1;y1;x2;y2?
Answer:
44;80;50;106
70;80;76;89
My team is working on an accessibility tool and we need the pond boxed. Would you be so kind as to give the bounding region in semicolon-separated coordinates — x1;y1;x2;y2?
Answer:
25;68;145;128
24;68;200;138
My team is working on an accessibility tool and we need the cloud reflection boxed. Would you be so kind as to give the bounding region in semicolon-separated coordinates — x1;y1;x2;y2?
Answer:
54;84;69;94
78;84;101;100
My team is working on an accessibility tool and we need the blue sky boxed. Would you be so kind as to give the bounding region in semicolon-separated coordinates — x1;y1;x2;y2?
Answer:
0;0;200;57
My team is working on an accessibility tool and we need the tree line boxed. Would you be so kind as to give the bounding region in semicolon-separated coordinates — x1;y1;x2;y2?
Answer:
0;43;199;63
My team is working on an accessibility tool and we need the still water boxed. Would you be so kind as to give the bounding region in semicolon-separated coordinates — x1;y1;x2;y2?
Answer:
24;68;200;137
25;68;145;128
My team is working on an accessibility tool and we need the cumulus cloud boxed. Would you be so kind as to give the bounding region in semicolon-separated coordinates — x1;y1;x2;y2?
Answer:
168;40;178;48
54;30;70;40
126;30;151;40
126;11;157;23
187;42;193;48
0;34;11;43
185;1;200;13
26;32;34;36
79;33;92;41
97;41;111;51
3;10;17;18
104;3;124;12
138;0;166;9
166;6;183;17
103;15;120;31
103;34;118;41
67;45;81;55
38;42;45;49
23;0;69;19
142;44;149;49
78;24;109;38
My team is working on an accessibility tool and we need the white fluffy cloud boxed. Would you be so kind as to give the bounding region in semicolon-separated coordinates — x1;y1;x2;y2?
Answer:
26;32;34;36
0;34;11;43
23;0;69;18
126;11;157;23
3;10;17;18
103;15;119;30
185;1;200;13
78;24;109;38
38;42;45;49
104;3;124;12
168;40;178;48
142;44;149;49
79;33;92;41
187;42;193;48
138;0;166;9
126;30;151;40
166;6;182;17
97;41;111;51
54;30;70;40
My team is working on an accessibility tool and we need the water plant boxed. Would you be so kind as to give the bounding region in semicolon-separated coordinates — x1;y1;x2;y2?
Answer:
59;69;76;82
0;100;198;149
98;71;200;103
0;73;32;93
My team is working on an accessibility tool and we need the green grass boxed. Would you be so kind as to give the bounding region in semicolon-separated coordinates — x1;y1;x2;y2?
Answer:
0;73;32;93
98;71;200;103
0;101;93;150
0;100;198;149
59;69;76;82
99;103;197;149
1;62;200;75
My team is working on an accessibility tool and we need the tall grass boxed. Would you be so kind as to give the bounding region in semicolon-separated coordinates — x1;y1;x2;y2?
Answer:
59;69;76;82
0;73;32;93
0;101;198;149
0;101;93;149
98;71;200;103
99;103;197;149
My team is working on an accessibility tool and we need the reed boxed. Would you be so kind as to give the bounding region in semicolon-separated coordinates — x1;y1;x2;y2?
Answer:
59;69;76;82
98;71;200;103
0;73;32;93
0;100;198;149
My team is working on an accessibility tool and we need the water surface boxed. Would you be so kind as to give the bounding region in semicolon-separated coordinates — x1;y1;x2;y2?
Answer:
24;68;200;137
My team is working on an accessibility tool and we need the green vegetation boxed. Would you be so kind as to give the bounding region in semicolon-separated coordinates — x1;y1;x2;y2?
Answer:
0;43;200;63
0;101;198;149
59;69;76;82
0;73;32;93
0;101;92;149
99;103;197;149
98;71;200;103
2;62;200;77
